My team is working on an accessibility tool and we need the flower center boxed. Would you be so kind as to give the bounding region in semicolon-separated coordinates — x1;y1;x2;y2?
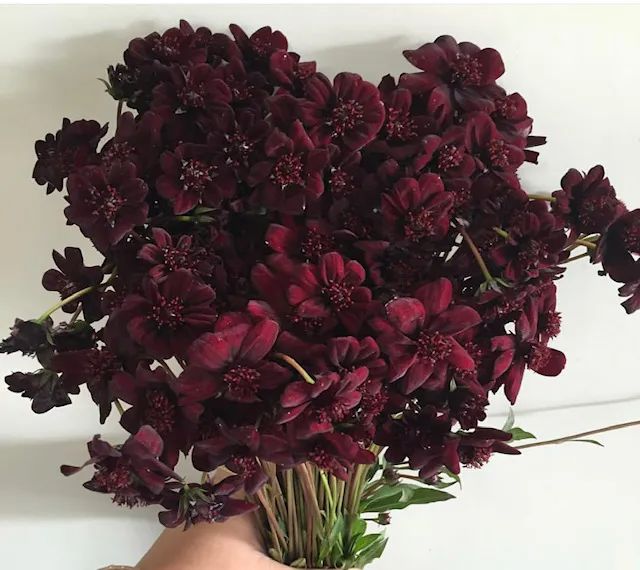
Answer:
93;464;132;493
322;280;355;311
494;95;519;120
181;159;216;193
179;74;209;108
540;310;562;339
517;239;546;271
526;342;551;371
486;140;510;169
385;107;416;141
436;144;464;171
300;227;334;261
329;167;354;198
459;446;492;468
404;207;438;242
223;365;261;400
621;221;640;254
227;454;259;476
271;153;305;187
288;313;326;337
161;245;191;272
225;132;253;166
330;98;364;137
308;446;334;471
87;184;125;226
143;389;176;435
150;296;185;329
450;53;483;86
102;142;133;167
417;331;453;362
577;194;618;233
151;34;181;60
360;387;388;417
452;393;488;430
87;349;120;383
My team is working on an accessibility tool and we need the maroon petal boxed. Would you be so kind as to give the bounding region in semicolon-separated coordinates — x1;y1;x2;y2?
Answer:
238;319;279;363
415;278;453;317
385;297;426;335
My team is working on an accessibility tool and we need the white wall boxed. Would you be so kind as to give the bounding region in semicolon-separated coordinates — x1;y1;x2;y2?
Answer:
1;4;639;569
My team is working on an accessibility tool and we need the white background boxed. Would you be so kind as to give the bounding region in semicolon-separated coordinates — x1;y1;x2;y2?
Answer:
1;4;639;569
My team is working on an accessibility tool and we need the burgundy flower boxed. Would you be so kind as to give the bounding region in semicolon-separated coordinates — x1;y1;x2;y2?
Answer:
286;252;372;335
300;72;385;150
61;426;182;507
192;423;292;494
120;269;217;359
159;476;256;529
265;217;336;262
0;317;52;357
372;278;481;395
457;427;520;468
269;49;316;94
184;315;290;403
412;127;475;178
138;227;213;282
247;121;328;214
552;165;626;235
229;24;288;66
52;346;124;423
33;118;107;193
5;369;71;414
65;161;149;252
112;363;200;467
382;174;453;243
326;148;364;199
294;432;375;480
156;143;236;214
403;35;504;112
42;247;104;323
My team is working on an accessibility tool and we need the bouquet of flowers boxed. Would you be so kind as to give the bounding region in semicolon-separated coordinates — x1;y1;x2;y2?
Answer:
4;20;639;569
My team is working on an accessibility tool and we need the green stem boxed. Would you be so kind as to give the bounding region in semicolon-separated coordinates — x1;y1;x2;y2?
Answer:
116;99;123;121
528;193;556;202
114;400;125;415
361;479;385;500
574;238;597;250
319;470;335;513
493;226;510;239
36;285;96;324
561;251;592;264
457;225;494;283
69;304;83;324
273;353;315;385
516;419;640;450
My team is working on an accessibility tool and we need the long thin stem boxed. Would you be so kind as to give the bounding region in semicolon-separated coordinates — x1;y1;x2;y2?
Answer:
573;238;597;250
528;193;556;202
157;359;177;380
114;400;125;415
36;285;96;324
116;100;123;121
69;304;83;324
255;488;287;554
561;251;592;264
457;225;494;283
516;419;640;450
273;353;315;385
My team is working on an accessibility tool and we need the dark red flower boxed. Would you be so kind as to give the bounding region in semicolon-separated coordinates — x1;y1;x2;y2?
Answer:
457;427;520;468
42;247;104;323
5;369;71;414
184;315;289;403
403;35;504;112
372;278;481;395
0;317;52;357
65;161;149;252
112;363;200;467
247;121;328;214
138;227;213;283
61;426;182;507
120;269;217;359
33;118;107;193
269;49;316;94
553;165;626;235
229;24;288;66
412;127;475;178
382;174;453;243
300;72;385;150
265;217;337;262
159;476;256;529
157;143;236;214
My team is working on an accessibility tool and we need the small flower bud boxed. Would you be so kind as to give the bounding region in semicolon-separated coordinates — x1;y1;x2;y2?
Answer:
382;467;399;484
376;512;391;525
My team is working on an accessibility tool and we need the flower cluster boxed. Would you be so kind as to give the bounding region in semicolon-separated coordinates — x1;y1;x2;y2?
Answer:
4;22;636;529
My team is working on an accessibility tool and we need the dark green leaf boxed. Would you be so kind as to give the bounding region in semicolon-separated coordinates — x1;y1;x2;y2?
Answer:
359;484;403;513
360;483;454;512
353;533;388;567
508;427;536;441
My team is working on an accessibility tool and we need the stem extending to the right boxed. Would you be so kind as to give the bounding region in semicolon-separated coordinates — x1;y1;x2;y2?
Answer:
457;224;494;283
516;419;640;450
273;353;316;385
528;193;556;203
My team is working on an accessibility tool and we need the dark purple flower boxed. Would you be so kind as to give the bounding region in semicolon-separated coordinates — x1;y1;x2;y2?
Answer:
457;427;520;468
300;72;385;150
265;217;337;262
5;369;71;413
372;278;481;395
61;426;182;507
0;317;52;357
65;161;149;252
42;247;104;323
120;269;217;359
33;118;107;193
184;315;290;403
229;24;288;66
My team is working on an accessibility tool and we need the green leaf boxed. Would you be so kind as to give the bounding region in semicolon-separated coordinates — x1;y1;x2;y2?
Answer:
503;408;515;431
571;439;604;447
360;483;454;513
353;533;381;553
319;513;345;563
432;470;462;490
267;548;283;563
347;517;367;552
290;559;307;568
353;533;388;568
508;427;536;441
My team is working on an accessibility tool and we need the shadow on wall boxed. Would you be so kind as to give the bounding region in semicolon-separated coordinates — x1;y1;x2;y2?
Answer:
0;438;157;519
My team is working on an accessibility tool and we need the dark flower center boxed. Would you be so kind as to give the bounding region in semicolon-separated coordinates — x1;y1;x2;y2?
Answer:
338;209;373;239
453;393;488;430
93;464;132;493
517;240;547;272
288;313;325;337
143;389;176;435
404;207;438;242
621;221;640;254
315;398;350;423
459;445;492;468
271;153;305;187
360;387;388;417
526;342;551;371
179;75;209;108
540;310;562;339
87;349;120;383
486;140;510;169
576;194;618;233
385;107;416;141
330;98;364;137
494;96;518;120
227;454;259;476
225;132;253;166
151;34;181;60
436;144;464;172
87;184;125;226
150;296;186;329
223;364;261;399
161;245;191;272
322;280;355;311
300;227;334;261
417;331;453;362
308;446;334;471
102;141;134;167
181;159;216;193
329;167;354;198
450;53;483;86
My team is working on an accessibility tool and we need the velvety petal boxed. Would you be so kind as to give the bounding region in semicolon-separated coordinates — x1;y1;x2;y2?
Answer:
414;278;453;317
429;305;481;336
238;319;279;363
385;297;425;335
